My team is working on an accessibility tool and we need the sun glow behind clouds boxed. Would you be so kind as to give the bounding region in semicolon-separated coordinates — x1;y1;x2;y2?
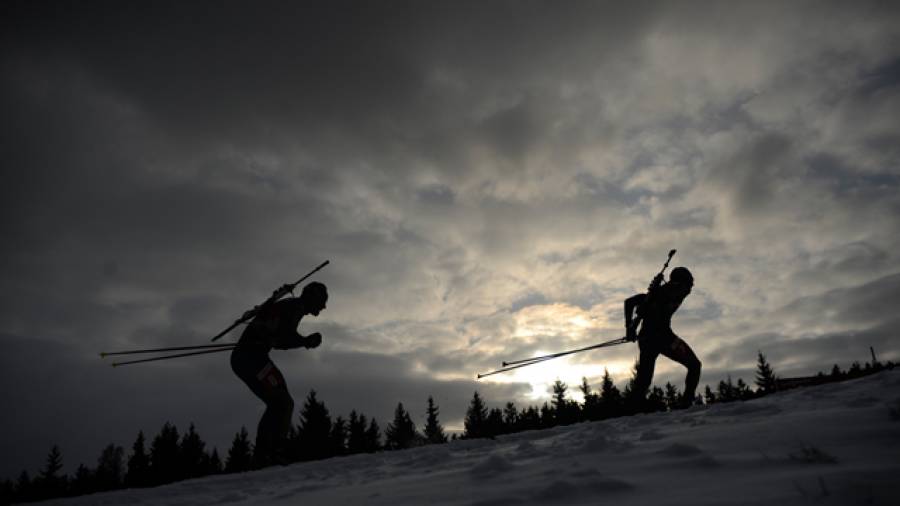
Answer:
482;354;634;402
480;303;633;401
512;303;607;340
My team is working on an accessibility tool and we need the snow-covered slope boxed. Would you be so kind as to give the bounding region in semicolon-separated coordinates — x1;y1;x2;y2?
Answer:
48;370;900;505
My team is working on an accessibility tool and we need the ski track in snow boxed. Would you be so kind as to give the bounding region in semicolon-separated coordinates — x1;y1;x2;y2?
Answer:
43;370;900;505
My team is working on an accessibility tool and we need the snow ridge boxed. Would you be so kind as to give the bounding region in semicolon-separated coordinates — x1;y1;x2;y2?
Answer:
47;370;900;506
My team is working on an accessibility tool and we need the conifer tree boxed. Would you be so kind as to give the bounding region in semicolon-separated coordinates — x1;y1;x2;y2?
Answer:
464;391;489;439
486;408;504;436
125;431;151;488
704;385;717;404
330;416;348;456
735;378;753;400
423;396;448;444
70;464;93;497
225;427;253;473
717;376;736;402
599;368;622;418
830;364;843;378
755;352;777;393
95;444;124;491
622;359;641;402
206;448;223;475
297;390;333;461
150;422;180;484
385;402;419;450
37;445;66;499
364;418;382;452
15;471;33;503
648;386;667;412
664;382;681;411
581;377;602;421
552;379;578;425
502;402;519;432
179;423;206;479
518;405;541;431
347;411;368;454
539;402;554;428
551;379;568;416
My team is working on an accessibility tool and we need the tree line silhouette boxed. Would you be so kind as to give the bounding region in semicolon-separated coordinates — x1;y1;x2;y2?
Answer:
1;351;894;504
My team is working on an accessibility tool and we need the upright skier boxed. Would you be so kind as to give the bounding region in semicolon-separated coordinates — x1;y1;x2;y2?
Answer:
230;281;328;467
624;266;701;409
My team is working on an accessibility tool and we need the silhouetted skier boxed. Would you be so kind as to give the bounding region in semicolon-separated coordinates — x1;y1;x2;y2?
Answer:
624;267;701;410
230;281;328;467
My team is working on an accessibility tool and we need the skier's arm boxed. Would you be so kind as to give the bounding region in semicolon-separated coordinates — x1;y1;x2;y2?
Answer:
273;332;322;350
624;293;645;340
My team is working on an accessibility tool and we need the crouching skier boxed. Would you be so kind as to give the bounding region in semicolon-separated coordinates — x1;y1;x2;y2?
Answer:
624;266;701;410
231;281;328;468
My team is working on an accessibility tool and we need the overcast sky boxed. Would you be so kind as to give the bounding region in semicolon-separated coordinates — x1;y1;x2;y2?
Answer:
2;0;899;479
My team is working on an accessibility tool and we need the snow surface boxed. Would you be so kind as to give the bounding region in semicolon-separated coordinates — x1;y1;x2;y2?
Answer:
46;370;900;505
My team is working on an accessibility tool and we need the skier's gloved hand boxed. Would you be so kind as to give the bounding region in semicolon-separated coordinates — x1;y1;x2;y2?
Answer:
304;333;322;349
626;325;637;342
274;284;293;297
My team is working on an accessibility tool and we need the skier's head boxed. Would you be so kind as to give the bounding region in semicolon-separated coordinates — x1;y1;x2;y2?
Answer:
300;281;328;316
669;267;693;293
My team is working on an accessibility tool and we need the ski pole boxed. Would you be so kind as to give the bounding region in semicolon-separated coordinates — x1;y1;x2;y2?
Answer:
111;346;236;367
500;336;631;367
211;260;330;342
100;343;238;358
477;337;630;379
477;357;557;379
501;354;557;368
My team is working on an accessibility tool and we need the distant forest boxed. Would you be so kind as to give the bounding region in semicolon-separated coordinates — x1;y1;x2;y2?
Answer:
2;351;894;504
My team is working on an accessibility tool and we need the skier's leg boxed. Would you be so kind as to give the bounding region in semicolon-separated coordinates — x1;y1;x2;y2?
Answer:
630;345;659;411
661;335;702;405
231;350;294;466
253;362;294;465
